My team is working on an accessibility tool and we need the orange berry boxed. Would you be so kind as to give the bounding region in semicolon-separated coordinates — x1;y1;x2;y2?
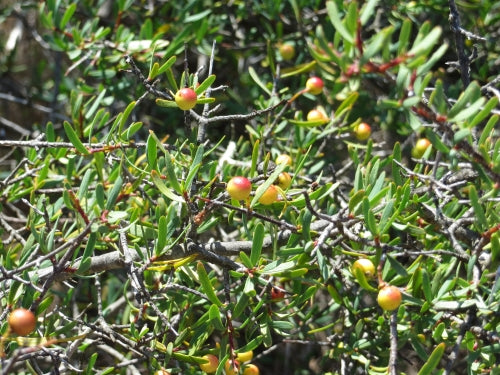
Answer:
8;308;36;336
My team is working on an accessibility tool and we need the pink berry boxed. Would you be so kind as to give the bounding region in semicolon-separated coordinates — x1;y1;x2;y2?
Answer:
305;76;324;95
227;176;252;201
174;88;197;110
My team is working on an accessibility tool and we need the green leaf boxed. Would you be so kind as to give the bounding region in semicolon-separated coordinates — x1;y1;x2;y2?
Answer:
119;101;137;134
427;131;450;154
281;61;317;78
447;82;481;119
148;62;160;80
63;121;89;155
359;0;380;25
449;97;485;123
289;119;328;128
195;97;216;105
195;75;216;96
335;92;359;117
352;264;378;292
146;134;157;170
85;89;107;120
416;43;448;76
151;170;184;202
469;185;487;231
243;277;256;297
409;25;442;56
250;223;265;267
417;343;445;375
197;261;223;307
429;79;447;114
362;197;378;236
261;261;295;275
378;199;394;234
157;55;176;76
106;175;123;210
326;1;354;44
164;150;183;194
233;293;250;319
184;145;204;193
250;140;260;177
157;216;167;253
479;115;499;146
469;96;499;128
208;304;225;331
59;3;76;29
249;66;271;96
85;353;98;375
78;232;97;274
155;98;177;107
397;19;412;55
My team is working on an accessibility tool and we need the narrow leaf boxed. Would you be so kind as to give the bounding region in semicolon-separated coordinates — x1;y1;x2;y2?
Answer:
469;185;487;231
326;1;354;44
63;121;89;155
151;170;183;202
197;261;223;307
249;66;271;96
417;343;445;375
208;304;225;331
195;74;216;95
59;2;76;29
250;223;265;266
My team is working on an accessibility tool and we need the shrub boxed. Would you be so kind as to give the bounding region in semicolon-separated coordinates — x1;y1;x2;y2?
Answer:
0;0;499;374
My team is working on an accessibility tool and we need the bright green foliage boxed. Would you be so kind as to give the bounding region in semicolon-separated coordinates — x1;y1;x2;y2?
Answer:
1;0;500;374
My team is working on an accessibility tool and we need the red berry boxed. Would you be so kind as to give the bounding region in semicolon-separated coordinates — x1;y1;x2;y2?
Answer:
275;154;292;166
256;184;279;205
354;122;371;141
243;364;260;375
277;172;292;190
8;308;36;336
352;258;375;279
174;88;197;110
199;354;219;373
271;287;285;300
227;176;252;201
412;138;431;158
224;359;240;375
377;285;402;311
306;108;328;122
279;43;295;60
305;76;324;95
236;350;253;363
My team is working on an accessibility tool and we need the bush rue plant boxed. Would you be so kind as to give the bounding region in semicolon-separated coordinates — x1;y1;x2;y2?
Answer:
1;0;500;374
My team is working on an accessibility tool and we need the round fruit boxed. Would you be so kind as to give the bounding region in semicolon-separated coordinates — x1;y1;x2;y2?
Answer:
271;287;285;300
377;285;402;311
354;122;371;141
275;154;292;166
174;87;197;110
279;43;295;60
242;364;260;375
277;172;292;190
256;184;279;205
200;354;219;373
227;177;252;201
236;350;253;363
305;76;324;95
306;108;328;122
8;308;36;336
352;258;375;279
224;359;240;375
155;369;171;375
412;138;431;158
